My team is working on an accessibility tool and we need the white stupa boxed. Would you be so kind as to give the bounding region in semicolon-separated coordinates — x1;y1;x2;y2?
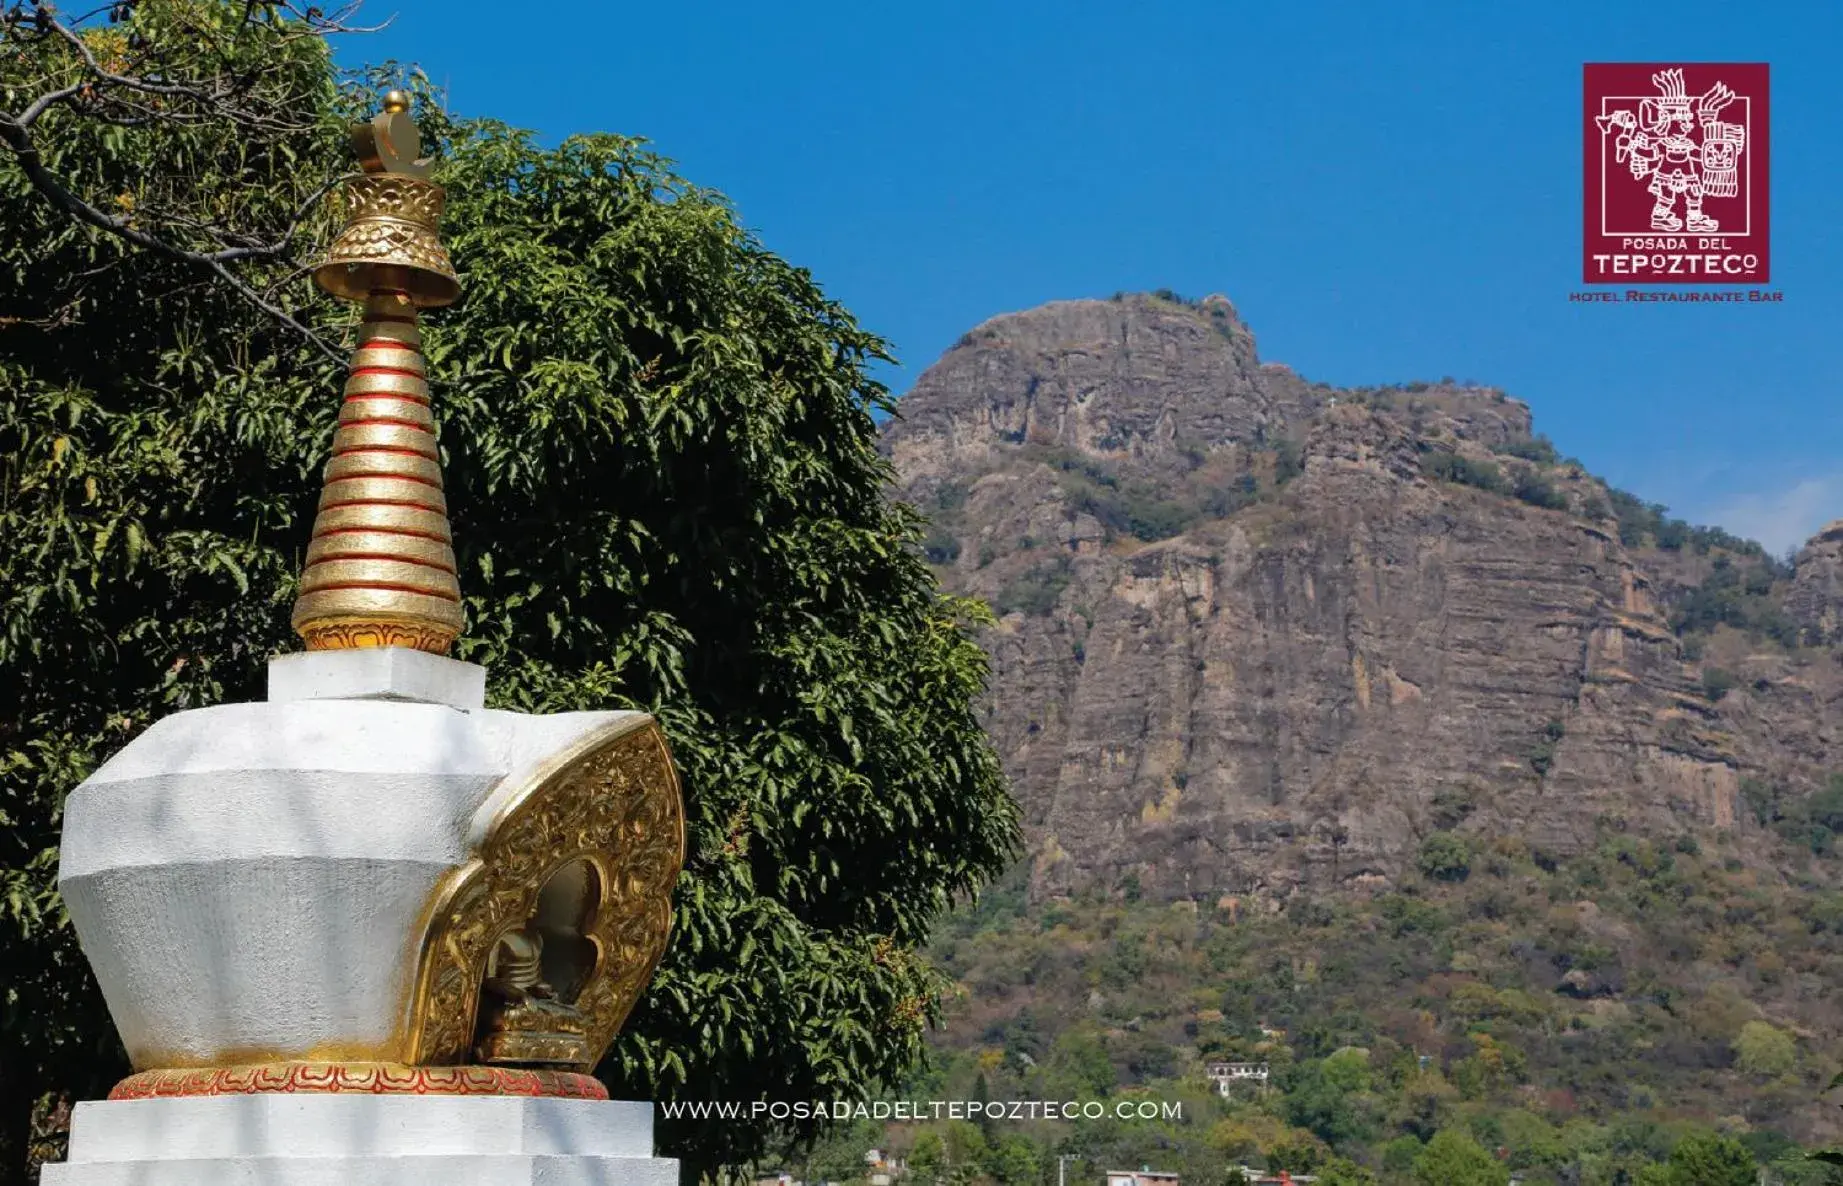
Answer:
42;92;686;1186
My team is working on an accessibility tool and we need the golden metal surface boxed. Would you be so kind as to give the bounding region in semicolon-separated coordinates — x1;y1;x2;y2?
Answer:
343;370;431;402
294;617;462;654
315;175;458;307
310;503;451;540
110;1062;608;1100
315;92;455;305
349;345;427;374
474;928;597;1067
348;90;433;180
292;586;465;621
293;94;465;653
305;532;457;573
330;422;441;459
405;717;687;1072
338;397;436;432
322;450;444;488
318;476;448;514
358;318;423;348
299;558;459;600
477;1028;594;1067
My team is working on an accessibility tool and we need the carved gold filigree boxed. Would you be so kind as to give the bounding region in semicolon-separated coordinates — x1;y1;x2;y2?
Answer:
311;102;459;308
343;173;445;224
318;209;456;301
109;1062;607;1100
477;1026;593;1066
295;618;458;654
405;716;686;1072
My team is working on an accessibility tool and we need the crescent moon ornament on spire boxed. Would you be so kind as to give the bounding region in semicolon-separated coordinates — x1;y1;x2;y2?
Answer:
349;88;435;179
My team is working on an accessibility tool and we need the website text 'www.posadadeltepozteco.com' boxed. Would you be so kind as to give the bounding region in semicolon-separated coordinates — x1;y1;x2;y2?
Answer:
658;1098;1184;1123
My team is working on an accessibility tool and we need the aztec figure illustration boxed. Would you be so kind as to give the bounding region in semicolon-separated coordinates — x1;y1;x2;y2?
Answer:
1595;67;1745;233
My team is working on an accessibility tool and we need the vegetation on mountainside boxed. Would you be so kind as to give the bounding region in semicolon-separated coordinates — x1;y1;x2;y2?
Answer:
1741;776;1843;858
778;823;1843;1185
887;297;1842;1185
0;3;1017;1176
921;439;1301;570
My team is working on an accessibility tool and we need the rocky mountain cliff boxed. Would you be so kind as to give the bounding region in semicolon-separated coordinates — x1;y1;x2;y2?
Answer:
885;292;1843;903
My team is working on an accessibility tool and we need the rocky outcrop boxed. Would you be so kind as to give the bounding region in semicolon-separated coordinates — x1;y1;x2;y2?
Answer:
1788;520;1843;644
888;294;1321;501
887;295;1837;902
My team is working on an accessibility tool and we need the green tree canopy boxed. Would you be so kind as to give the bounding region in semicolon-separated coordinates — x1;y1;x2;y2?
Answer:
1314;1157;1379;1185
0;2;1017;1175
1662;1131;1757;1186
1412;1128;1508;1186
1417;832;1471;882
1321;1046;1372;1093
1735;1019;1797;1076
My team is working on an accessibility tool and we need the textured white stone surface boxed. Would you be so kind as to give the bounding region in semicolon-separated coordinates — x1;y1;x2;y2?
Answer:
62;1096;654;1160
268;648;488;709
43;1096;678;1186
42;1156;679;1186
57;696;646;1067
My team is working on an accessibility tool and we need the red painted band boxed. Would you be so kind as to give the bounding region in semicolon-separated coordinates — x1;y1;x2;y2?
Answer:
312;524;452;545
303;580;461;603
329;444;440;461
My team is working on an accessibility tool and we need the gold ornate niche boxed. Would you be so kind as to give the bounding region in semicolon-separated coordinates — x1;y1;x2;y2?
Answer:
405;715;687;1071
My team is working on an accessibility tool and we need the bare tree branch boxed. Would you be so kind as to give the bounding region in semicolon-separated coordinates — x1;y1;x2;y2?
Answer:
0;0;393;354
207;258;343;363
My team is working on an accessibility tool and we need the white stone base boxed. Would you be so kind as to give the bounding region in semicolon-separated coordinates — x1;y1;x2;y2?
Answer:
266;647;487;710
42;1095;678;1186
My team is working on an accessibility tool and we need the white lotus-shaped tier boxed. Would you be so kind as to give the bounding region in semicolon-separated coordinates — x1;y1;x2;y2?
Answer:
56;648;647;1070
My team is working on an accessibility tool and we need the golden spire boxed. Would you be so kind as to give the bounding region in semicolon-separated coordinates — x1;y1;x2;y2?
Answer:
293;90;465;655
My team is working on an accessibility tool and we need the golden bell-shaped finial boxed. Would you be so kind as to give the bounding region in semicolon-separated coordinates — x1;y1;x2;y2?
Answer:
311;89;460;308
292;92;464;655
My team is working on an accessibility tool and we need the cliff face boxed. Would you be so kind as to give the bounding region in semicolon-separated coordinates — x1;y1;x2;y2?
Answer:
1788;520;1843;645
888;295;1315;492
886;294;1843;902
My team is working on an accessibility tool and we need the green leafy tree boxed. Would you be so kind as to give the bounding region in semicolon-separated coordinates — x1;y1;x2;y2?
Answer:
1782;1156;1843;1184
1496;1109;1567;1172
1662;1131;1756;1185
1380;1136;1424;1175
0;0;359;353
984;1133;1041;1185
1412;1128;1508;1186
1810;777;1843;833
1283;1061;1372;1148
1417;832;1471;882
910;1130;948;1184
1388;1069;1457;1141
1321;1046;1372;1093
0;3;1018;1176
1045;1028;1116;1096
1315;1157;1378;1185
1267;1133;1328;1174
972;1072;997;1142
1735;1020;1796;1076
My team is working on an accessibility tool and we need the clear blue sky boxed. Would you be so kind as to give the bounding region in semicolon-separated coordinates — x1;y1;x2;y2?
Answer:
345;0;1842;555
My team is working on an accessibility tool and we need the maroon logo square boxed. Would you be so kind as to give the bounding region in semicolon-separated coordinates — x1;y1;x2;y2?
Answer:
1583;63;1770;284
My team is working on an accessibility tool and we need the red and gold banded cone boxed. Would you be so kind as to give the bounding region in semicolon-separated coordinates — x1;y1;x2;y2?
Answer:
292;288;463;653
292;91;465;655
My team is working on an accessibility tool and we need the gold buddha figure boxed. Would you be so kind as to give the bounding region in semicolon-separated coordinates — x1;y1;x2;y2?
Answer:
473;860;603;1067
475;923;594;1066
